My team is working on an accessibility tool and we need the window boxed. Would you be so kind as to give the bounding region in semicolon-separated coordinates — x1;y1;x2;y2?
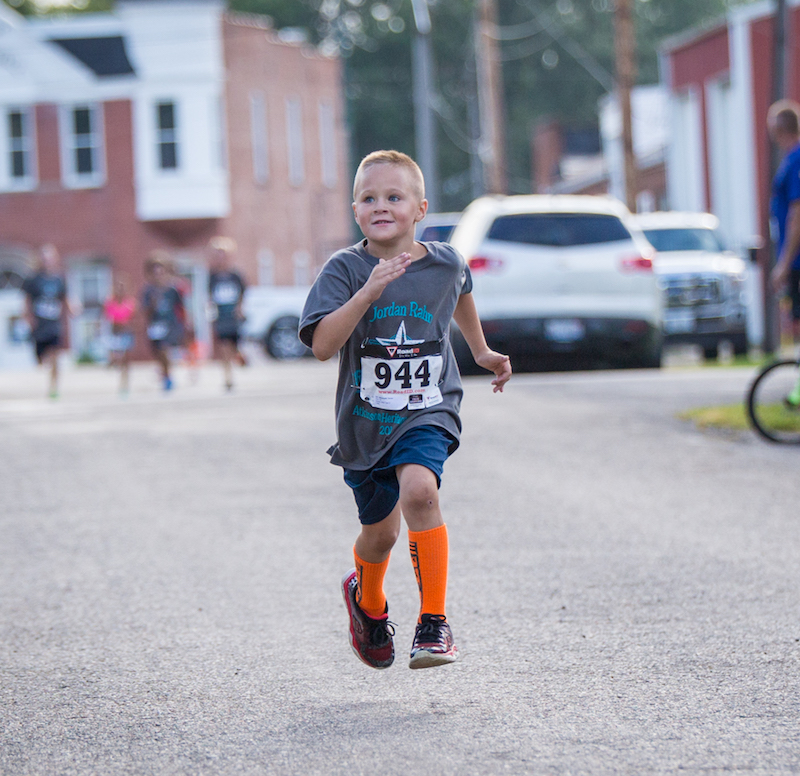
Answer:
286;97;304;186
643;228;727;254
250;92;268;185
61;104;104;187
293;250;310;286
2;107;35;190
318;101;337;188
257;248;274;285
487;213;631;247
9;110;29;180
156;101;178;170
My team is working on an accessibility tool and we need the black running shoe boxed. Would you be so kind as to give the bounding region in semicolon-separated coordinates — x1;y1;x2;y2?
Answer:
341;569;395;669
409;613;459;669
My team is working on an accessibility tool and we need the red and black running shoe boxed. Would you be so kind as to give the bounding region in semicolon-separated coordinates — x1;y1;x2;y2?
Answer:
341;569;395;669
409;613;459;669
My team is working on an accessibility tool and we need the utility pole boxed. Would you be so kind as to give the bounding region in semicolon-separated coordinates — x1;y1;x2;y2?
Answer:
614;0;637;212
475;0;507;194
765;0;789;354
411;0;439;212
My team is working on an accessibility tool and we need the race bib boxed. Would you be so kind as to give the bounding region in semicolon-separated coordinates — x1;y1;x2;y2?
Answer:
147;321;169;341
34;298;62;320
360;337;444;411
212;281;240;306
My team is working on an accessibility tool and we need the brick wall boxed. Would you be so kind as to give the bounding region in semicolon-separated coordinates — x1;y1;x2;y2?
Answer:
220;14;352;287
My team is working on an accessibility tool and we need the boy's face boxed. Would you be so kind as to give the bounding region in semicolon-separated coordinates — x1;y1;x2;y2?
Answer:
352;163;427;249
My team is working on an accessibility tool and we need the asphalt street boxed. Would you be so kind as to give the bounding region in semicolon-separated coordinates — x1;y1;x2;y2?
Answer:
1;356;798;775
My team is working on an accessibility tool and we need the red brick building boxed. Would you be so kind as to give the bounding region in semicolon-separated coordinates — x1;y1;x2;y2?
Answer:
0;1;352;366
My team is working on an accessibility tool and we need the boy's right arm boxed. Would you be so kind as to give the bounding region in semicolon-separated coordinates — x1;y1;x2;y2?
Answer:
311;252;411;361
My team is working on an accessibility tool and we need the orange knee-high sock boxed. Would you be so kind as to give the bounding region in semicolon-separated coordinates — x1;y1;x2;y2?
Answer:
354;548;390;619
408;524;449;619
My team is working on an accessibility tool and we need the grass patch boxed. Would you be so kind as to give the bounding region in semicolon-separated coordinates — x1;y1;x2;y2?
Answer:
677;404;750;431
701;354;764;369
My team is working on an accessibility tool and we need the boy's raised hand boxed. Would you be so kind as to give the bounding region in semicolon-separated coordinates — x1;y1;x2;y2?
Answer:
474;350;512;393
363;253;412;302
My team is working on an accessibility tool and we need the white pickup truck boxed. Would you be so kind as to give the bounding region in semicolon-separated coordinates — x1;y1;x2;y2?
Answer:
631;212;749;358
240;285;311;359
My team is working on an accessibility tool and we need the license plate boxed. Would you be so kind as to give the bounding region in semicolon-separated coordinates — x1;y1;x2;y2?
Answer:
544;318;585;343
664;309;695;334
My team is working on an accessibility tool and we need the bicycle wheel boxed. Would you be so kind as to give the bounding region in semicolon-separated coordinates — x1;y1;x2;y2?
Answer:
746;359;800;444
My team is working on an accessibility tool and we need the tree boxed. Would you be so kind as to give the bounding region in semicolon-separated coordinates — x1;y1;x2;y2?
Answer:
3;0;111;13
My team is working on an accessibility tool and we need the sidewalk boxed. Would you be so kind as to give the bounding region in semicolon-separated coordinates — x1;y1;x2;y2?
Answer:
0;344;334;406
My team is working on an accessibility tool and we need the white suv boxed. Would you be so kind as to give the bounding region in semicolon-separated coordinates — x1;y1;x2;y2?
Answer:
632;212;748;359
448;194;663;370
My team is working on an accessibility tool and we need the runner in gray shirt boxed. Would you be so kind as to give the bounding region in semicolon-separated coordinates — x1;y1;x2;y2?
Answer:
300;150;511;672
301;238;469;470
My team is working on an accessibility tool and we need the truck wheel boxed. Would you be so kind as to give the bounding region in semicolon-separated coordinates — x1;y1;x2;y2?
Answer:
264;316;307;360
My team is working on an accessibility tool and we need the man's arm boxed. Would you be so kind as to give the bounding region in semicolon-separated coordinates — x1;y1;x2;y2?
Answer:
452;292;511;392
773;200;800;290
311;253;411;361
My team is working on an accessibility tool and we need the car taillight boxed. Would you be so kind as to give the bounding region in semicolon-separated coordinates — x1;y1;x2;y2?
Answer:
620;255;653;272
468;256;504;273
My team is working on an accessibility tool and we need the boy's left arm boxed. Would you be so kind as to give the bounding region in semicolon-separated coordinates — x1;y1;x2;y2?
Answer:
452;292;511;393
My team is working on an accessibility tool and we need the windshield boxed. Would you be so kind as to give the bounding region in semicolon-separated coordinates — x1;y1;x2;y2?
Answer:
419;224;456;242
643;227;727;253
486;213;631;247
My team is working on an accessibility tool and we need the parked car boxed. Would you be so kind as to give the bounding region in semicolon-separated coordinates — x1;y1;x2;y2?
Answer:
415;212;461;242
448;194;663;371
632;211;748;358
240;285;311;359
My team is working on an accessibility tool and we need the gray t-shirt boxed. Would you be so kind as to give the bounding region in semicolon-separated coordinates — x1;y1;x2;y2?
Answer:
22;272;66;343
300;240;473;470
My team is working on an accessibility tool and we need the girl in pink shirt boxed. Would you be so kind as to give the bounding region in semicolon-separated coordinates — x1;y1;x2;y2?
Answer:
104;279;137;395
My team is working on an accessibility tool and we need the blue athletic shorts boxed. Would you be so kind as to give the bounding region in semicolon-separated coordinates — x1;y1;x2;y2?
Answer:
343;425;458;525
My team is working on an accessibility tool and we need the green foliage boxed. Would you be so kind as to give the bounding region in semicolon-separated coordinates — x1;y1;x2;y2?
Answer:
2;0;112;14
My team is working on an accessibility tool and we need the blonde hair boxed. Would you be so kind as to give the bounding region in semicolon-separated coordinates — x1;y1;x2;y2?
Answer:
144;249;171;274
208;236;237;253
353;150;425;201
769;100;800;135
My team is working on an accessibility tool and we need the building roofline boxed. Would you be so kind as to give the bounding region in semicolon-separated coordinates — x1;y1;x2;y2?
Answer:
224;11;274;30
0;4;23;29
659;14;729;55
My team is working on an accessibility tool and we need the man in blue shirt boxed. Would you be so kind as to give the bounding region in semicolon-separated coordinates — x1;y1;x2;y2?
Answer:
769;100;800;346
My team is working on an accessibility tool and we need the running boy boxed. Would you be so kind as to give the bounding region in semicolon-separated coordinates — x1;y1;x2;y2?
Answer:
299;150;511;670
22;244;76;399
207;236;247;392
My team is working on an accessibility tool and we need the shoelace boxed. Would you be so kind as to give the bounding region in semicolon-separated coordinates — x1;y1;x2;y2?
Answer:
415;615;447;644
369;619;396;647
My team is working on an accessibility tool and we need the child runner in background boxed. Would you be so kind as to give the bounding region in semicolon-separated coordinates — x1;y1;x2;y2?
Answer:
299;150;511;670
207;236;247;392
142;252;184;392
104;277;137;396
22;244;77;399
